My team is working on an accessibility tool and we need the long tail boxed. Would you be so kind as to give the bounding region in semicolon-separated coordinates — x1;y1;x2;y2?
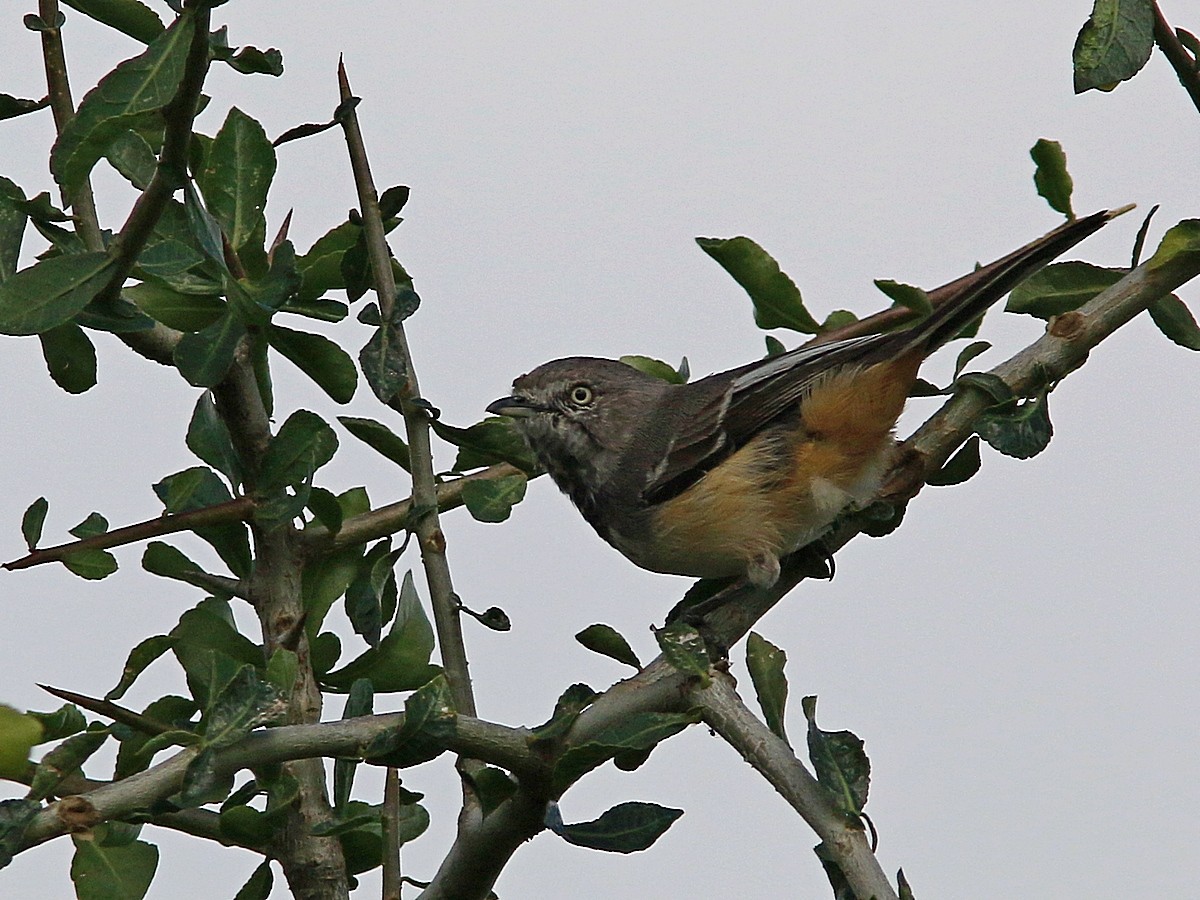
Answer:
888;206;1132;358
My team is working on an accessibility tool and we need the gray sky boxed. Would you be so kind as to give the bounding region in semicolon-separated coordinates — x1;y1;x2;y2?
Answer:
2;2;1198;897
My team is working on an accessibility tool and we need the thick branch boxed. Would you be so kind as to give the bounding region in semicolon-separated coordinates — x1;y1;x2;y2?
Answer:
336;62;477;719
693;673;897;900
4;498;254;571
1153;2;1200;115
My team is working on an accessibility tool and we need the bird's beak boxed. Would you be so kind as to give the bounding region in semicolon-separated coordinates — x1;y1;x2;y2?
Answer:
486;396;541;418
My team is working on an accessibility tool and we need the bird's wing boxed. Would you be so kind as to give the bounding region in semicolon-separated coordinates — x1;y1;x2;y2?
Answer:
641;334;884;505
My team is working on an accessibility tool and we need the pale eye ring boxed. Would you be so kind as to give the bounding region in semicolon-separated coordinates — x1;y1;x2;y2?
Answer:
569;384;594;406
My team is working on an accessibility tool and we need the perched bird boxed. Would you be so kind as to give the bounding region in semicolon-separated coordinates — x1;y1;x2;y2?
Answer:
488;210;1122;597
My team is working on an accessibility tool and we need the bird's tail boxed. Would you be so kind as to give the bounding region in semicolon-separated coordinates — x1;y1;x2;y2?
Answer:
887;205;1132;358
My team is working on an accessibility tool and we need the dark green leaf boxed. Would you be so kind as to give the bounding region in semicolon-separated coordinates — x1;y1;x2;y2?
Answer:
137;200;215;292
337;416;411;470
21;497;49;551
856;500;905;538
259;409;339;492
547;801;683;853
575;624;641;670
218;804;272;846
0;251;115;336
1147;219;1200;272
554;710;700;792
170;601;263;708
267;323;358;403
51;16;195;193
104;130;158;189
1030;139;1075;219
195;107;275;270
431;417;538;474
203;666;281;748
926;435;982;486
802;696;870;816
30;725;110;800
359;311;411;404
529;683;598;746
696;235;820;333
764;334;786;357
898;868;916;900
746;632;789;745
106;634;175;701
69;512;109;539
279;296;348;322
311;632;342;679
653;621;710;686
310;811;380;837
61;0;165;44
141;541;208;583
952;341;991;379
26;704;86;743
461;474;527;523
1147;295;1200;350
954;371;1014;406
75;294;156;334
176;745;235;807
361;674;455;768
63;548;118;580
233;861;273;900
468;766;516;818
152;467;250;576
618;355;687;384
0;94;48;121
223;46;284;77
1005;261;1123;319
873;279;933;316
975;390;1053;459
0;707;43;779
70;835;158;900
820;309;858;333
306;486;344;534
0;176;28;283
303;540;365;637
379;185;410;219
113;695;197;778
323;571;438;693
344;541;395;648
1072;0;1155;93
0;799;40;868
124;282;224;331
295;221;357;303
173;311;246;387
186;391;241;486
333;678;374;811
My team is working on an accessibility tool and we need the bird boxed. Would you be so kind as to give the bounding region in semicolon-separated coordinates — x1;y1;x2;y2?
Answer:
487;209;1123;605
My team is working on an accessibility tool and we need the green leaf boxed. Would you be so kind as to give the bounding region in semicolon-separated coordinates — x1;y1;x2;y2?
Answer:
618;355;688;384
575;624;641;670
21;497;49;551
61;0;165;44
303;540;366;636
925;435;982;487
975;390;1053;459
1030;139;1075;219
29;725;110;800
337;416;411;470
105;129;158;189
820;309;858;333
141;540;208;583
764;334;786;357
334;679;374;811
461;474;527;523
529;683;598;746
170;601;263;708
63;548;119;580
69;512;109;539
468;766;516;818
1148;219;1200;273
259;409;339;492
653;621;711;686
0;799;40;868
359;304;413;404
361;674;455;768
1005;261;1123;319
746;632;789;745
323;571;438;693
431;417;538;473
0;251;116;335
554;710;701;792
1072;0;1155;93
955;371;1015;406
279;296;348;322
873;279;933;316
173;311;246;387
306;486;344;534
203;666;281;748
696;235;820;333
186;392;241;486
137;200;215;292
152;467;250;576
295;221;358;303
218;804;272;846
233;861;273;900
113;695;197;778
51;15;195;193
70;835;159;900
802;695;870;817
26;704;86;742
1147;295;1200;350
124;282;223;331
0;94;48;121
223;46;284;78
267;323;358;403
196;107;276;270
344;541;397;648
952;341;991;380
0;705;43;778
546;801;683;853
0;176;28;283
106;634;175;701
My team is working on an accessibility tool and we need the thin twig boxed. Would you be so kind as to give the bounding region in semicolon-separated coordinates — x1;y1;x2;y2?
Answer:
693;673;898;900
335;60;477;719
1153;2;1200;115
3;497;255;571
382;769;403;900
37;0;104;251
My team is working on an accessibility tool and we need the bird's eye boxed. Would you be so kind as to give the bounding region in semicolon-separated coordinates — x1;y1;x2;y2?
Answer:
569;384;594;406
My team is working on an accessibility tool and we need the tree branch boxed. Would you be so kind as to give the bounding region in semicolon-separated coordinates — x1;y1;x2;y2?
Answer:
692;673;897;900
3;498;255;571
1153;2;1200;115
336;61;478;720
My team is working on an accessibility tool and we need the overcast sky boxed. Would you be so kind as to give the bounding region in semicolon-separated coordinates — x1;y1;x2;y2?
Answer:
2;2;1199;898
